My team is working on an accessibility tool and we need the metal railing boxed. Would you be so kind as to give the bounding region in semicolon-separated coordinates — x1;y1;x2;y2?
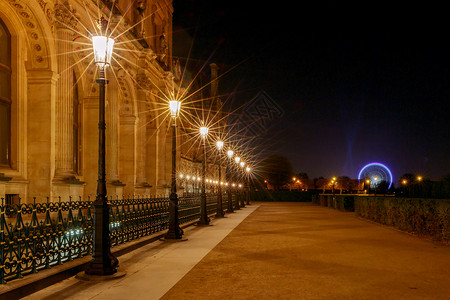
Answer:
0;193;234;284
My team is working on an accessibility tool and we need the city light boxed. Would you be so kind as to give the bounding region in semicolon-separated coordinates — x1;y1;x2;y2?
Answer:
169;100;181;118
92;36;114;67
199;126;209;137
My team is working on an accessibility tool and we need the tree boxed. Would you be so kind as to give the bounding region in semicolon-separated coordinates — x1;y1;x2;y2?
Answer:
296;172;309;180
338;176;351;192
375;180;390;195
260;155;294;190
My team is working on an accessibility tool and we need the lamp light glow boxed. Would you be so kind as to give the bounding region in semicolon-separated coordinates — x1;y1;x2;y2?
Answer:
227;150;233;158
169;100;181;118
235;156;241;163
199;126;208;137
92;36;114;67
216;140;224;150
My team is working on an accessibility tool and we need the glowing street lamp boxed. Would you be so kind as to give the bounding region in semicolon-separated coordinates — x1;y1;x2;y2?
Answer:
92;36;114;68
199;126;209;138
198;125;209;225
165;99;183;239
238;161;246;208
169;100;181;119
85;17;118;276
225;149;234;213
245;166;251;205
215;140;225;218
216;140;224;150
235;156;240;164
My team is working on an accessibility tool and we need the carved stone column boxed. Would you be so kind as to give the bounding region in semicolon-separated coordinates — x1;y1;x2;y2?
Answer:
106;77;125;197
54;2;78;181
135;74;150;191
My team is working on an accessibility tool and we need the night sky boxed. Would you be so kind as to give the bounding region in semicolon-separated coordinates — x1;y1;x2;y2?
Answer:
172;1;450;182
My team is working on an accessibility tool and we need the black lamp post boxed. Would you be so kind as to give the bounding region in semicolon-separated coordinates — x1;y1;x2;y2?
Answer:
85;19;118;275
198;126;210;225
331;177;336;197
239;161;246;208
165;100;183;239
215;141;224;218
245;166;251;205
234;156;241;211
225;149;234;213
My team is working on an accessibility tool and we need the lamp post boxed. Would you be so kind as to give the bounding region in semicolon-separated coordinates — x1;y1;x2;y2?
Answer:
226;149;234;213
165;100;183;239
234;156;241;210
215;141;225;218
365;179;370;194
331;177;336;197
198;126;210;225
85;18;118;275
239;161;246;207
245;166;251;205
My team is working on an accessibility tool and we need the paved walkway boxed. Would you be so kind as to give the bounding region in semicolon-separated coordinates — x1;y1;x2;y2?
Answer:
24;203;449;299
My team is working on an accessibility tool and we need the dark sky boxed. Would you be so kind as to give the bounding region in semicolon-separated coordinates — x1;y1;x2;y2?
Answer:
172;1;450;182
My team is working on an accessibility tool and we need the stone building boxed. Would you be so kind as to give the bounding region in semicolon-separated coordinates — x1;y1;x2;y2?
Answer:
0;0;223;203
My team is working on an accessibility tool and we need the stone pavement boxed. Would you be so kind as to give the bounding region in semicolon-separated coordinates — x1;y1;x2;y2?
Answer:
22;205;258;300
24;202;450;299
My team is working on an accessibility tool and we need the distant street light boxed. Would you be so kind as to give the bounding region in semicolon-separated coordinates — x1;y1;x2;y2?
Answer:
198;126;209;225
225;149;234;213
215;140;225;218
239;160;246;207
245;166;251;205
233;156;241;211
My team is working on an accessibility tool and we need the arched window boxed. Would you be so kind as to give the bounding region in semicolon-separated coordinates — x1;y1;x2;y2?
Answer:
0;19;11;167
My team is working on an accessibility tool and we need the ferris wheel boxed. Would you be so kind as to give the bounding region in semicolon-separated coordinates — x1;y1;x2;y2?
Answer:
357;162;393;189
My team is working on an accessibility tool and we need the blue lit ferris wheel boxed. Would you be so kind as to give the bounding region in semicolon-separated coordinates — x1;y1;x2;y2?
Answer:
357;162;393;189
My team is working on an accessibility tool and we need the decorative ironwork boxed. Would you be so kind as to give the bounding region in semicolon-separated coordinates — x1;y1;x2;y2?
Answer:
0;193;230;283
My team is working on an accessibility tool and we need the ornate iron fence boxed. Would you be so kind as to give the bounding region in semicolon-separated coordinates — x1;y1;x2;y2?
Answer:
0;193;229;284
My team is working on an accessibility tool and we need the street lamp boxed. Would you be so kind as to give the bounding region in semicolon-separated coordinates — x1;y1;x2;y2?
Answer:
245;166;251;205
238;160;246;208
331;178;336;197
233;156;241;210
165;100;183;239
85;18;118;276
198;126;209;225
215;141;225;218
225;149;234;213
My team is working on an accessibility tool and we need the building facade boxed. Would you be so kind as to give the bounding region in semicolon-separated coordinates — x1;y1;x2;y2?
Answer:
0;0;223;203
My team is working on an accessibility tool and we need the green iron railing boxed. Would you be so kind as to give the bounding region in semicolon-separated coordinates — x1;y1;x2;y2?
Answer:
0;193;231;284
